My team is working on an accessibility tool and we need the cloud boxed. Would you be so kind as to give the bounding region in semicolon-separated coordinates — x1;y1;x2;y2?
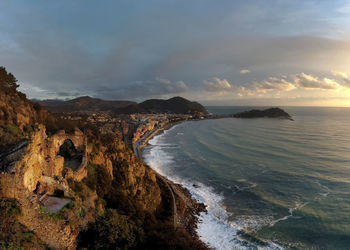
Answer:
240;69;250;74
95;77;188;100
293;73;341;89
253;76;296;92
204;77;232;92
333;71;350;87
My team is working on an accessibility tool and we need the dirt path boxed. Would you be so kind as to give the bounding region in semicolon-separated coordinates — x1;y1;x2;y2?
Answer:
133;129;178;230
157;174;177;229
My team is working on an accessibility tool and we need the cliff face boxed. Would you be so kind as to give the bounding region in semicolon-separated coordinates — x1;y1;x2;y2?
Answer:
89;135;162;212
0;121;163;249
1;125;87;197
0;89;49;130
0;124;163;249
0;125;90;249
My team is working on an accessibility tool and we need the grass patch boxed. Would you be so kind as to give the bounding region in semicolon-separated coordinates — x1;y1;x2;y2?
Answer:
0;199;21;218
40;201;73;221
3;124;19;136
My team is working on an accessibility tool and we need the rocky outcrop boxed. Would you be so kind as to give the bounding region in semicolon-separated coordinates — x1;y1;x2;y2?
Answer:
0;125;88;198
0;88;49;130
0;124;93;249
0;67;183;249
233;107;293;120
91;139;162;212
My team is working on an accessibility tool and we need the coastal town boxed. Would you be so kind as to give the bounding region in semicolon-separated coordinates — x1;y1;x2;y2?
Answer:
55;111;206;150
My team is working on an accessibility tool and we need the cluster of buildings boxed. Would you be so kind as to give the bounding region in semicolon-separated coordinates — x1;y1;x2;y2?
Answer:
130;114;167;143
57;112;129;141
58;112;204;146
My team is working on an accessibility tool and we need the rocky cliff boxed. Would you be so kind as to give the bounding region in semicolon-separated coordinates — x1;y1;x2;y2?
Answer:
0;123;164;249
0;66;206;249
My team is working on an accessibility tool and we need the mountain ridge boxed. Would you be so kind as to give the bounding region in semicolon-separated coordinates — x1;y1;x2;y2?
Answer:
37;96;208;114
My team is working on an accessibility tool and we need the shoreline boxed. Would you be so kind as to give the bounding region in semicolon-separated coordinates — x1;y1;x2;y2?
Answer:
133;120;208;244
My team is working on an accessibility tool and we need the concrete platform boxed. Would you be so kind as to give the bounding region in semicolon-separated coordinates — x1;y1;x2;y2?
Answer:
40;196;71;214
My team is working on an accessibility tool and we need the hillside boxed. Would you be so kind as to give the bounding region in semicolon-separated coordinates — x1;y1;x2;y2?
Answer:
38;96;208;114
37;96;136;113
233;107;293;120
0;67;207;249
139;96;207;114
0;67;55;151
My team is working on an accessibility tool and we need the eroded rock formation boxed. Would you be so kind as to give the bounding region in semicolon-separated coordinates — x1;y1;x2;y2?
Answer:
0;125;87;199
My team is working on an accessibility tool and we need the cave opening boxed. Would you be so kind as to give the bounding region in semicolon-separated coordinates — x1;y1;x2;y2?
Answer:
58;139;83;171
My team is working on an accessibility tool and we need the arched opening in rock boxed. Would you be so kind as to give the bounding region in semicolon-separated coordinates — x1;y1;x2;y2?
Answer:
58;139;83;171
53;189;64;197
33;181;41;194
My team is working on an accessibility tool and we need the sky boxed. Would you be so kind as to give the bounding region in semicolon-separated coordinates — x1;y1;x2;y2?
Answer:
1;0;350;106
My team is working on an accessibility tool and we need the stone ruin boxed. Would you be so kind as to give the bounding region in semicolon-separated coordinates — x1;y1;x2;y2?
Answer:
0;125;88;199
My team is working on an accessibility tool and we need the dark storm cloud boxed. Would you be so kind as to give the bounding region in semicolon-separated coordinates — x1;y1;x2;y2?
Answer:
0;0;350;104
93;78;188;100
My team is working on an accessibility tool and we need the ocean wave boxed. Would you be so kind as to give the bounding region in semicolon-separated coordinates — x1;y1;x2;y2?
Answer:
144;131;283;250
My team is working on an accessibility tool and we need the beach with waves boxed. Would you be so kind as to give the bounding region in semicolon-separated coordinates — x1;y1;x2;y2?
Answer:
143;106;350;249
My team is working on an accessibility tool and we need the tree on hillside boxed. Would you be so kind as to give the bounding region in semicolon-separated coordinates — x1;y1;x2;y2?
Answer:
0;66;19;92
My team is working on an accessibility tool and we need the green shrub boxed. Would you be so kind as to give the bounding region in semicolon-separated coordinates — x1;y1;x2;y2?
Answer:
47;209;65;220
23;125;33;134
77;207;86;219
42;203;71;220
3;124;19;136
23;232;34;243
83;164;112;197
67;179;91;201
0;199;21;218
79;209;144;249
68;179;83;193
39;206;46;214
58;139;76;159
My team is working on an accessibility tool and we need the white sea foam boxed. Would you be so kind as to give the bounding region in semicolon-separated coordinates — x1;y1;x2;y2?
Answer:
315;180;330;198
144;130;283;250
270;201;308;227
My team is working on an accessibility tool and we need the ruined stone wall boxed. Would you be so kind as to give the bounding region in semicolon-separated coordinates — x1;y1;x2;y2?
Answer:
72;154;88;182
17;125;47;193
0;125;88;198
43;128;86;177
72;142;88;181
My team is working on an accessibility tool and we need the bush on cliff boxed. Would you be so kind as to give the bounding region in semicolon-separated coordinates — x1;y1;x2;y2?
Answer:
58;139;77;159
83;164;112;197
0;66;55;150
79;209;144;249
45;116;77;136
0;198;21;218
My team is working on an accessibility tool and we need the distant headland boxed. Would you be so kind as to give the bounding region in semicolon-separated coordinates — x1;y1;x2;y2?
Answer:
37;96;292;120
233;107;293;120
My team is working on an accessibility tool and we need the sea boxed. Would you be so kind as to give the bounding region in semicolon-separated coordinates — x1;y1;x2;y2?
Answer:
143;106;350;250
